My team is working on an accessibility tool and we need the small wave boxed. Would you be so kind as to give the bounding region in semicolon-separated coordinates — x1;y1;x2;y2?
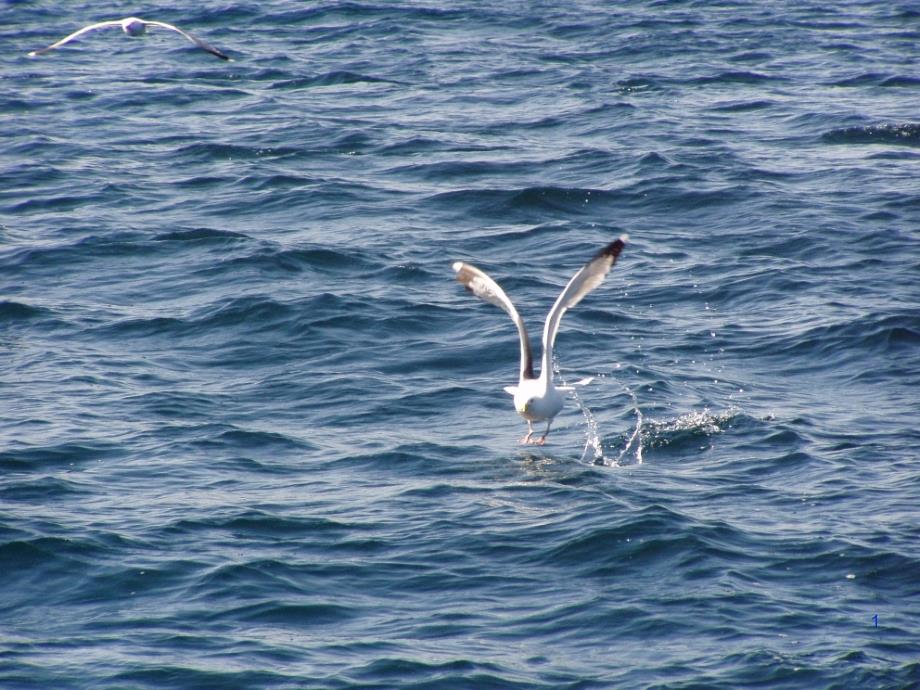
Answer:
99;315;190;340
347;658;513;687
208;600;356;626
103;667;297;689
881;75;920;87
153;227;249;244
206;427;318;452
224;513;361;537
690;70;781;85
832;73;920;88
763;312;920;363
425;185;627;220
0;476;91;502
0;537;94;568
374;136;500;157
616;76;663;93
0;442;122;471
5;231;155;273
234;172;315;191
211;244;379;278
93;292;317;343
7;193;100;214
0;300;49;321
822;123;920;147
265;3;465;25
164;512;362;541
270;71;401;90
535;504;752;578
387;159;524;182
631;180;750;211
581;100;637;117
640;408;746;453
728;50;773;64
830;72;888;87
124;390;214;421
193;295;296;331
709;99;775;113
174;141;298;161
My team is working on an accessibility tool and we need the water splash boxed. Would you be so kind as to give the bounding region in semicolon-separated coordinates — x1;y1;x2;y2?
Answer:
571;380;603;464
557;364;644;467
613;385;644;466
641;407;741;451
559;358;743;465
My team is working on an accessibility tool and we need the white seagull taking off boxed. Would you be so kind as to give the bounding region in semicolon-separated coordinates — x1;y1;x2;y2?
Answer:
27;17;231;61
453;235;627;445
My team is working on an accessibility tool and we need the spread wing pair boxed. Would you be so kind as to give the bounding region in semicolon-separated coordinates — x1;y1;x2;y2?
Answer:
28;17;231;61
453;235;627;444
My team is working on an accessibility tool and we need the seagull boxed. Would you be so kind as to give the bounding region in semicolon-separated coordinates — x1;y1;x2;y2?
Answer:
453;235;627;445
27;17;231;61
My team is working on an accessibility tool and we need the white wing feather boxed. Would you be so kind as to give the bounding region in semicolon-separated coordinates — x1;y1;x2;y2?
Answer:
145;20;231;60
540;235;627;376
28;21;122;56
28;18;230;61
453;261;535;381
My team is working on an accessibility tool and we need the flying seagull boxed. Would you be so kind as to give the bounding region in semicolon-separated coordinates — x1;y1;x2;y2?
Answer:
27;17;231;61
453;235;627;445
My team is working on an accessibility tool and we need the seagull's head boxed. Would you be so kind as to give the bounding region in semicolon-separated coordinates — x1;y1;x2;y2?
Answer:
516;399;530;414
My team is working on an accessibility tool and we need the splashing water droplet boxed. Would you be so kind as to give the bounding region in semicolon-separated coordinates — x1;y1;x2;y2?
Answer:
557;361;642;466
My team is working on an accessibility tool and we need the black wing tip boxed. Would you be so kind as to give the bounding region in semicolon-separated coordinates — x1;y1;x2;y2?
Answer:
595;233;628;261
200;43;231;60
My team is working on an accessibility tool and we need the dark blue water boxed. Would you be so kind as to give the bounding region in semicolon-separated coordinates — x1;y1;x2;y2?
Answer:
2;1;919;688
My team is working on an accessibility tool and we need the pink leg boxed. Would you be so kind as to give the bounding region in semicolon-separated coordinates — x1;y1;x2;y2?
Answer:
520;420;534;444
536;420;552;445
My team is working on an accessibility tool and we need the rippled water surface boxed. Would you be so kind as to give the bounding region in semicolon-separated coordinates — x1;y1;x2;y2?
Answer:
2;1;919;688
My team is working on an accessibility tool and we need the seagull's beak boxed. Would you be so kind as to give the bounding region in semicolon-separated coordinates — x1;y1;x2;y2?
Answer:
516;400;529;413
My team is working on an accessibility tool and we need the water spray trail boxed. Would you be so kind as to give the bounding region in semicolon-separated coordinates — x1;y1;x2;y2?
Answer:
615;384;644;466
558;362;643;466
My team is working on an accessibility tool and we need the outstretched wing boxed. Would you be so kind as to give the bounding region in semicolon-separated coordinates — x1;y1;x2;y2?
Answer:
541;235;627;365
28;21;122;56
145;20;231;60
453;261;534;381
